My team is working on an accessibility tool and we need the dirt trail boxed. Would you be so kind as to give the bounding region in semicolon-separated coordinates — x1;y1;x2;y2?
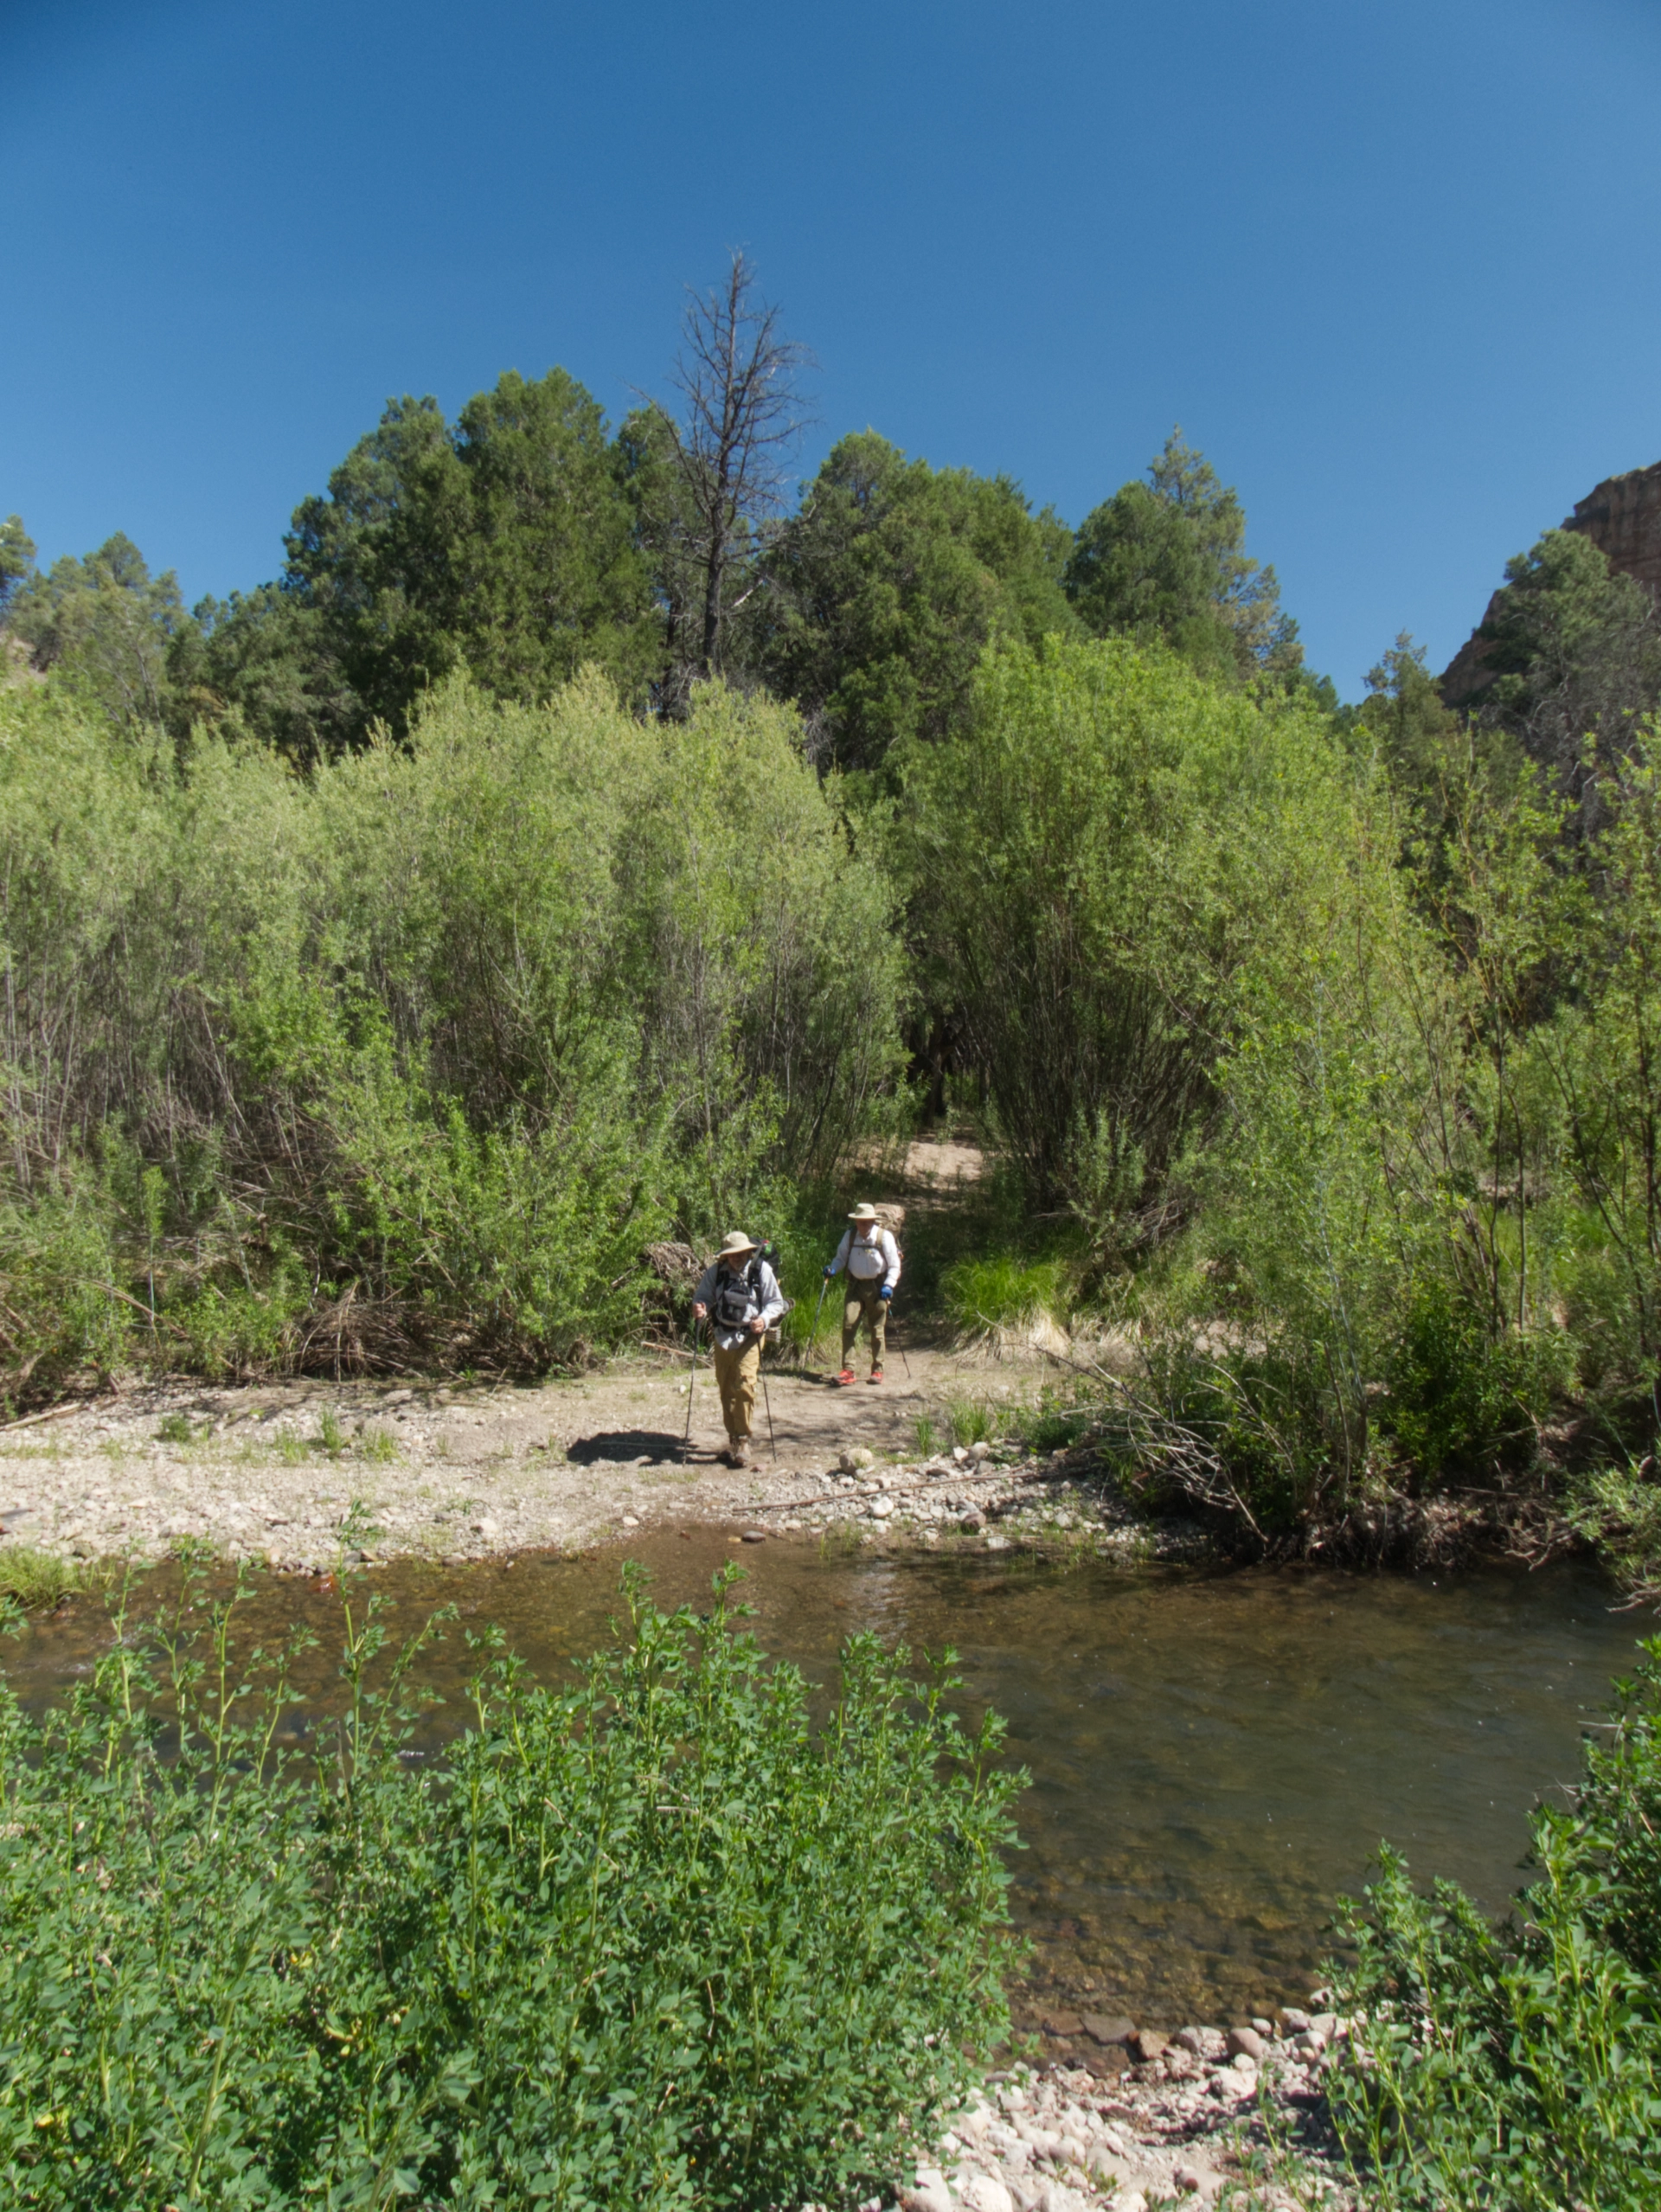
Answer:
0;1141;1069;1572
0;1339;1048;1572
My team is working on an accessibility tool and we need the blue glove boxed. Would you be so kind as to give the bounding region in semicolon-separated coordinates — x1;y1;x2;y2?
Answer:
880;1286;893;1302
823;1263;835;1279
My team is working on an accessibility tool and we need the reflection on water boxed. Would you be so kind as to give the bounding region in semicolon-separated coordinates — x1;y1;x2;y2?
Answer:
3;1531;1645;2024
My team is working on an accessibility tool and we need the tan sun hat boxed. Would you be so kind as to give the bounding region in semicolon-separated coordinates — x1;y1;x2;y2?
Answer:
717;1230;759;1259
847;1202;880;1223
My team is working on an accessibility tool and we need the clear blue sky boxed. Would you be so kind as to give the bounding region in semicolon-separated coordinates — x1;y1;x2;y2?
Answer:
4;0;1659;696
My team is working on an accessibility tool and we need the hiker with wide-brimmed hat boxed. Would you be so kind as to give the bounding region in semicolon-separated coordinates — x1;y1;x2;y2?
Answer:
823;1202;901;1387
692;1232;786;1465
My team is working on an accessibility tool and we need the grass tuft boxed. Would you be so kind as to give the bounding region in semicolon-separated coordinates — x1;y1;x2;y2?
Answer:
940;1253;1068;1339
0;1546;87;1610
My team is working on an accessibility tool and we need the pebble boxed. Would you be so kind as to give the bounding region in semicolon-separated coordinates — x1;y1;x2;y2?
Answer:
892;2037;1365;2212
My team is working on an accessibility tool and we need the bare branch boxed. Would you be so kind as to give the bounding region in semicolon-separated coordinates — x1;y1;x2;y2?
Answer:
665;251;813;680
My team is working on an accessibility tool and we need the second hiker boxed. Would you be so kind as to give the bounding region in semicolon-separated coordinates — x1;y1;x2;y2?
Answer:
692;1232;786;1465
824;1202;901;1386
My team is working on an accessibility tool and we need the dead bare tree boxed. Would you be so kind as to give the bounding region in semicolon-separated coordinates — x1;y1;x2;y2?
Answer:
661;252;811;688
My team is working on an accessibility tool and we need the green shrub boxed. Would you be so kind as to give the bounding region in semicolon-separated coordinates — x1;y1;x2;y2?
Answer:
1327;1638;1661;2211
0;674;908;1396
1380;1277;1564;1479
0;1566;1021;2209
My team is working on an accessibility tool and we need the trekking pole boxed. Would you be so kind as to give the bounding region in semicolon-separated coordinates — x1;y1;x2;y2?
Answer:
888;1288;913;1381
805;1276;830;1369
682;1318;701;1461
759;1328;779;1461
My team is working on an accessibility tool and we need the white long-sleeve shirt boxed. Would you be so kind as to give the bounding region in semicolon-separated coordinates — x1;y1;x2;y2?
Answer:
829;1225;901;1292
693;1256;786;1350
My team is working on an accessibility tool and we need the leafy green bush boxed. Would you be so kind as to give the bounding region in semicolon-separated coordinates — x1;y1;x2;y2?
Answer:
0;1566;1021;2209
1380;1276;1565;1478
0;672;907;1395
1327;1638;1661;2212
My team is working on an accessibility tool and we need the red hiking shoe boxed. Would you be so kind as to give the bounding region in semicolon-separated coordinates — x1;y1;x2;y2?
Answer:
868;1367;884;1384
836;1368;856;1387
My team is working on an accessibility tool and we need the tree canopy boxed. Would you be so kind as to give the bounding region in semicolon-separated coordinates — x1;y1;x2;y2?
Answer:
4;532;185;730
1063;431;1302;686
757;430;1075;774
1471;527;1661;803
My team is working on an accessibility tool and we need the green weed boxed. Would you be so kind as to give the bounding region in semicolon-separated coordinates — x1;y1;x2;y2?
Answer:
946;1397;1000;1447
155;1411;196;1444
1325;1637;1661;2210
317;1407;348;1454
940;1252;1068;1338
910;1413;940;1458
0;1561;1023;2208
0;1546;87;1610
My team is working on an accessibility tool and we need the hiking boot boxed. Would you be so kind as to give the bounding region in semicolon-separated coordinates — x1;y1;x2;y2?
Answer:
868;1367;883;1384
836;1368;856;1387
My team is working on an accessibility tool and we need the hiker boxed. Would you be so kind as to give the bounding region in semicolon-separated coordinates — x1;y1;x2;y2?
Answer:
824;1202;901;1386
692;1232;786;1466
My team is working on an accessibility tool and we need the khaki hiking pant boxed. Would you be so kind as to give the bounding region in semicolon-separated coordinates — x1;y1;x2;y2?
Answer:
712;1337;762;1446
842;1278;887;1370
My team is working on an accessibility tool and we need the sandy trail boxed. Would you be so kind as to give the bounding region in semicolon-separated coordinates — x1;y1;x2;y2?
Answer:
0;1139;1056;1572
0;1332;1051;1572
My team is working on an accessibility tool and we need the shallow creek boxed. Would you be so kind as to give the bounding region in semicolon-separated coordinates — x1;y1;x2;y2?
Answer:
4;1530;1643;2029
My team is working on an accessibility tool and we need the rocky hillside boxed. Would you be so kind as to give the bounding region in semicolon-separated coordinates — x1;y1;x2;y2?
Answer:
1442;457;1661;706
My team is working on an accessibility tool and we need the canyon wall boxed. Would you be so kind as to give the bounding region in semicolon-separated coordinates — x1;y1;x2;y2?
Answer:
1441;458;1661;708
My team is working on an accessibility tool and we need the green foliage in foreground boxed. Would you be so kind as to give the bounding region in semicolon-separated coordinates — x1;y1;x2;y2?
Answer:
1327;1638;1661;2212
0;1567;1019;2210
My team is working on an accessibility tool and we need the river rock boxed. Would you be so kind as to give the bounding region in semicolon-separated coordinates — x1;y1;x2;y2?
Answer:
1041;2010;1084;2038
1039;2186;1092;2212
1225;2027;1267;2062
968;1439;992;1461
1172;2163;1224;2199
1083;2144;1131;2185
1279;2007;1311;2034
1130;2029;1168;2061
1082;2013;1135;2046
1311;2011;1339;2042
959;1509;985;1532
959;2177;1015;2212
869;1496;895;1519
901;2185;953;2212
839;1446;875;1472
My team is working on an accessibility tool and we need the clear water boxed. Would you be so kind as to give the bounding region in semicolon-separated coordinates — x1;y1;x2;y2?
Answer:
5;1530;1645;2026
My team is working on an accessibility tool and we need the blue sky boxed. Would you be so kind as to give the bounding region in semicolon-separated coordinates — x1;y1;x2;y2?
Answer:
3;0;1659;696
